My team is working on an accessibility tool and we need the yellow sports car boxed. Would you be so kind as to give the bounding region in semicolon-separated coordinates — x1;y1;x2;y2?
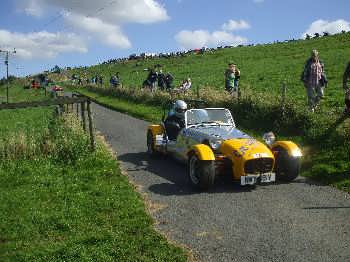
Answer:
147;107;302;190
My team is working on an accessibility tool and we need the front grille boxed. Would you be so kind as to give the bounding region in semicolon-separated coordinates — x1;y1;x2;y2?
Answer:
244;158;273;174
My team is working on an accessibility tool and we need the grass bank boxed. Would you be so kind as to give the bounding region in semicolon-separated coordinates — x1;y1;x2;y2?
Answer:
0;84;187;261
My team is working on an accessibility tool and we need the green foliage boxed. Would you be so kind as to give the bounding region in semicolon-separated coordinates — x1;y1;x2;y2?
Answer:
0;84;187;261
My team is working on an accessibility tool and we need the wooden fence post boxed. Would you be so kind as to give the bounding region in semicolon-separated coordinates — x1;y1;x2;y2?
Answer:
81;102;86;131
86;99;96;151
76;102;79;117
281;81;287;117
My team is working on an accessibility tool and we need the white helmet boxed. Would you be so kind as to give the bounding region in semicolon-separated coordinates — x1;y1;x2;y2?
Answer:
174;100;187;119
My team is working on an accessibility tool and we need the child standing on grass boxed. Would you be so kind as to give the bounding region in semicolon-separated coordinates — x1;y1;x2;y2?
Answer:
225;62;235;93
225;62;241;98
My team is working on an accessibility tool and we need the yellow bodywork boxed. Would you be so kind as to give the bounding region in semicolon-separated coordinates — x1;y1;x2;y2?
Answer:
220;138;274;180
147;125;165;152
148;124;164;136
188;144;215;161
272;141;302;157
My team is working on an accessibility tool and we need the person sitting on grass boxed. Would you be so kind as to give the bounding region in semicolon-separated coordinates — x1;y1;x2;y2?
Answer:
173;78;192;94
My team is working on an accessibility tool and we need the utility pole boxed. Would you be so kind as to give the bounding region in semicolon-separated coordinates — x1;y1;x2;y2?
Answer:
0;48;16;103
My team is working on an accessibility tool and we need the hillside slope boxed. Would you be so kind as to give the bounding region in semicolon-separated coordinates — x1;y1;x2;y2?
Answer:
71;33;350;108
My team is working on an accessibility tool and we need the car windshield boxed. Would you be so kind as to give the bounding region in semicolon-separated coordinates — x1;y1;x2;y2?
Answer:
186;109;234;127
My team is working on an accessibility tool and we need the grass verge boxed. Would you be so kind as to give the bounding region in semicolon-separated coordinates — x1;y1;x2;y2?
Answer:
0;84;188;261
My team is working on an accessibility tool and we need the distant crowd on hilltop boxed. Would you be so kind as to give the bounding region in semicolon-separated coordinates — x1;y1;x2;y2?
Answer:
96;30;349;67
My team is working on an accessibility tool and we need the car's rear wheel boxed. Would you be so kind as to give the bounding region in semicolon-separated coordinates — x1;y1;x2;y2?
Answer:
188;153;215;190
147;131;157;156
275;149;301;182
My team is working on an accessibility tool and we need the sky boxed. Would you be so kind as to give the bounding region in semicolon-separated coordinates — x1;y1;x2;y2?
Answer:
0;0;349;78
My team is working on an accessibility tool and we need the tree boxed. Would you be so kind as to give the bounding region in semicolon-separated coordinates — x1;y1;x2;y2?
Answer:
51;65;62;74
305;34;311;40
314;32;320;38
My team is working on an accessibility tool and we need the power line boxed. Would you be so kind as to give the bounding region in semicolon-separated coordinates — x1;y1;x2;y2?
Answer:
60;1;118;33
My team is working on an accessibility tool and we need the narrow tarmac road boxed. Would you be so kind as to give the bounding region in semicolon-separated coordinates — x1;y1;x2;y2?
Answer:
92;102;350;262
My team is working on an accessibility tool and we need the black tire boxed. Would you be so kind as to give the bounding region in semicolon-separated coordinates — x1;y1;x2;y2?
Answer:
188;153;215;190
275;149;301;182
147;131;157;156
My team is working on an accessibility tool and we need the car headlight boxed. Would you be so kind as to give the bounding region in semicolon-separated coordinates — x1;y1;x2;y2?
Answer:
291;148;302;157
209;140;222;150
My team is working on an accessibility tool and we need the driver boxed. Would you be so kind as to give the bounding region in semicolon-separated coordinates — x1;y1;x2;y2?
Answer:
165;100;187;140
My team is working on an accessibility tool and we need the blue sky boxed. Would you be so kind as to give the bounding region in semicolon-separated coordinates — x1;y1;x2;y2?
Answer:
0;0;349;78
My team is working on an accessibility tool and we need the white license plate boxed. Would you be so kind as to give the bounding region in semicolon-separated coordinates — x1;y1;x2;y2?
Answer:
260;172;275;183
241;175;258;186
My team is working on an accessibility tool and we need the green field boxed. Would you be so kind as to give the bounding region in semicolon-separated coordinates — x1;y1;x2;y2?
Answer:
65;33;350;192
70;33;350;107
0;84;187;261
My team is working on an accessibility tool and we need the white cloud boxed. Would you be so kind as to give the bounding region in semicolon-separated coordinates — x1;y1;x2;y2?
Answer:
65;14;131;49
222;19;251;31
302;19;350;38
253;0;265;3
175;18;250;49
174;30;248;49
17;0;169;50
19;0;169;24
0;29;87;59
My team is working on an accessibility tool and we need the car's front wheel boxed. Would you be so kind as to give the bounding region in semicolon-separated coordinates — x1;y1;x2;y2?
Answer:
275;149;301;182
188;153;215;190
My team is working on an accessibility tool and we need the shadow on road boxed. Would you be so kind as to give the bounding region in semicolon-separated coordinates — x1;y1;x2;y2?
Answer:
302;206;350;210
117;151;255;196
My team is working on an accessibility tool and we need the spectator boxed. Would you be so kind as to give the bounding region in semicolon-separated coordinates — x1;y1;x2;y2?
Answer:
110;73;120;88
225;62;236;93
165;72;174;91
99;75;103;87
343;62;350;114
143;68;158;92
301;49;327;112
115;72;121;87
225;62;240;97
173;78;192;94
234;65;241;89
157;69;166;91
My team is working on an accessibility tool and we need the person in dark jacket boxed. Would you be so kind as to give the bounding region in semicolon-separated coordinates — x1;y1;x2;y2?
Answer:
164;100;187;140
165;72;174;91
157;69;166;91
147;68;158;92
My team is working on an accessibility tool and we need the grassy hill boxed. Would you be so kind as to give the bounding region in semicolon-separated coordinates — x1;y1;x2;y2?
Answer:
70;32;350;108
